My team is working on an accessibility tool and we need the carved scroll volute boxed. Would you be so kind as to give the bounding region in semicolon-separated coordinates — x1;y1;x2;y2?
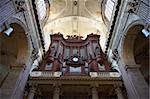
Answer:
94;46;103;63
96;55;104;63
52;59;61;71
50;46;56;57
103;60;111;71
94;45;111;71
89;60;99;72
47;43;58;62
95;46;101;55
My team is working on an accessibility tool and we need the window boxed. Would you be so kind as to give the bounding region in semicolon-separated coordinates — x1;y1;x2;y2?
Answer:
36;0;46;20
105;0;116;21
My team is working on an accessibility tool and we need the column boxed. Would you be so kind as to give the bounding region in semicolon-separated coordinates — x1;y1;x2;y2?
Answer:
115;87;124;99
53;86;60;99
126;66;149;99
91;87;98;99
27;85;37;99
120;63;149;99
0;65;25;99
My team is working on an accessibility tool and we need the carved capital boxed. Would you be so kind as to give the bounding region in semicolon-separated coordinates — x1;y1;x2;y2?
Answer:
112;49;119;61
10;63;26;70
124;64;140;71
14;0;25;12
31;48;39;61
128;0;139;13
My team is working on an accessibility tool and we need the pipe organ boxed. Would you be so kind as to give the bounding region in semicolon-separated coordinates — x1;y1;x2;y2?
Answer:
27;33;123;99
39;33;111;74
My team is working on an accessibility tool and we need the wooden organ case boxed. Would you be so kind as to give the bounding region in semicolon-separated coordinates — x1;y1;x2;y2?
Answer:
27;33;124;99
39;33;111;75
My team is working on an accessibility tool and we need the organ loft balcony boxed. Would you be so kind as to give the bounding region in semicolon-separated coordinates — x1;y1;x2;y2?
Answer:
30;33;121;79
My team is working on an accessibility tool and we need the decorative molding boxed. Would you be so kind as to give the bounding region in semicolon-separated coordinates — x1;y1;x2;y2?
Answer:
28;77;122;85
31;0;46;53
30;71;62;77
90;72;121;78
31;48;39;61
112;49;120;61
10;64;26;70
14;0;25;12
127;0;139;13
30;71;121;78
105;0;122;54
124;64;140;71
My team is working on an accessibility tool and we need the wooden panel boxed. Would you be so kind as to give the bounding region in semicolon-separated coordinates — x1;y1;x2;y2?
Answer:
38;34;111;73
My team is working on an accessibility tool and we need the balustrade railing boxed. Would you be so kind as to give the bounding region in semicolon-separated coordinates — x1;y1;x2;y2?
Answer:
30;71;121;78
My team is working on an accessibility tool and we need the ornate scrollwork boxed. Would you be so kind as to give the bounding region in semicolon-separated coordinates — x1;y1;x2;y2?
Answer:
14;0;25;12
128;0;139;13
112;49;119;61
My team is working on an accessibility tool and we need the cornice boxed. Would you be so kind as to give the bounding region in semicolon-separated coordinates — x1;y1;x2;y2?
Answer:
29;75;121;81
105;0;122;54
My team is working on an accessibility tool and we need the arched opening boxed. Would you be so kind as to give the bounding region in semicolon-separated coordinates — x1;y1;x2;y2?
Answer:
123;24;149;85
134;28;149;85
0;23;28;86
123;25;143;65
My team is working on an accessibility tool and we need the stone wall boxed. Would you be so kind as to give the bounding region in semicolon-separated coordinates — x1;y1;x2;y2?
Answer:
106;0;149;99
0;0;45;98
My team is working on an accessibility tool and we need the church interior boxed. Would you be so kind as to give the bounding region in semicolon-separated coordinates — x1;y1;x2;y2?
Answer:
0;0;149;99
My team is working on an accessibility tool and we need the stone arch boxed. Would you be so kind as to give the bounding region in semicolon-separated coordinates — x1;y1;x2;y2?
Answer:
121;20;146;65
0;18;31;85
119;19;149;99
6;17;31;64
7;17;29;33
121;19;149;84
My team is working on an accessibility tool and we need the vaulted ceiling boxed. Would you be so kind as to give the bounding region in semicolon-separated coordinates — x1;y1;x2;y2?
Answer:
43;0;111;51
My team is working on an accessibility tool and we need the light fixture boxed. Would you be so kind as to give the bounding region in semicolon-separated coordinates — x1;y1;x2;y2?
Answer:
142;29;150;38
72;56;79;62
3;27;13;36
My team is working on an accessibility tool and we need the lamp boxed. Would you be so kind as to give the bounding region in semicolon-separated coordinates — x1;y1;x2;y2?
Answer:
3;27;13;36
142;29;150;38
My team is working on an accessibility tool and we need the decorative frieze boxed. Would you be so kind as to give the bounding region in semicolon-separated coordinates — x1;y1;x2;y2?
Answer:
89;72;121;78
14;0;25;12
30;71;62;77
128;0;140;13
30;71;121;78
112;49;120;61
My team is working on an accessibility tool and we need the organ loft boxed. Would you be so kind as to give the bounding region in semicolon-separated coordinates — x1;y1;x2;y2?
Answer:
0;0;149;99
25;33;124;99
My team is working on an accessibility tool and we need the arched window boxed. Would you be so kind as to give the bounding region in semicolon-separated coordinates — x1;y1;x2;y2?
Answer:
104;0;116;21
36;0;46;20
